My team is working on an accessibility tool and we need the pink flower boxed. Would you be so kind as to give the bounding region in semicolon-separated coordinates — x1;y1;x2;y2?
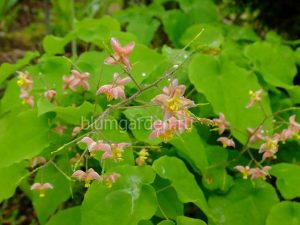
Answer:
78;137;111;157
104;37;135;70
17;71;33;91
149;116;192;142
234;165;251;179
72;126;81;137
96;73;131;100
31;182;53;197
72;168;102;188
213;113;230;134
246;89;263;108
217;137;235;148
152;79;195;118
44;89;56;101
259;137;278;160
63;75;75;90
103;173;120;188
102;143;131;162
247;126;265;143
288;115;300;133
63;70;90;91
20;89;34;107
249;166;271;180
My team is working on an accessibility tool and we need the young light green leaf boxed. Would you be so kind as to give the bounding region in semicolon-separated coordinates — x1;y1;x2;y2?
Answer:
266;201;300;225
153;156;210;216
270;163;300;199
209;180;279;225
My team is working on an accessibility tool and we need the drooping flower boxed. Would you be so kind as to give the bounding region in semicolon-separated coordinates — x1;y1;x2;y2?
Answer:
102;143;131;162
63;70;90;91
30;182;53;197
44;89;56;101
17;71;33;91
246;89;263;108
72;126;82;137
20;89;34;107
103;173;120;188
96;73;131;100
78;137;111;157
217;137;235;148
212;113;230;134
247;126;265;143
104;37;135;70
288;115;300;134
249;166;271;180
152;79;195;118
72;168;102;188
30;156;46;168
136;149;149;166
259;137;278;160
234;165;251;179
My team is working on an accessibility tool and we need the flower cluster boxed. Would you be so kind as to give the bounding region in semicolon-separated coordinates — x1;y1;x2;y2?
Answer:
63;69;90;91
17;71;34;107
150;79;195;141
72;168;102;188
212;113;235;148
235;165;271;180
79;137;131;162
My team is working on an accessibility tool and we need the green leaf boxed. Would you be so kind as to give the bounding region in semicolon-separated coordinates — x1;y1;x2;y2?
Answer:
0;110;49;169
178;0;219;23
0;51;39;84
209;180;279;225
161;9;191;47
114;4;162;45
245;42;297;89
270;163;300;199
181;24;223;49
32;158;72;224
158;221;175;225
54;101;98;125
177;216;207;225
0;161;28;202
129;44;166;86
153;177;184;220
28;55;71;95
189;54;273;143
153;156;209;216
266;201;300;225
46;207;81;225
202;146;233;192
75;16;120;46
0;77;22;113
42;33;74;55
81;165;157;225
170;127;209;173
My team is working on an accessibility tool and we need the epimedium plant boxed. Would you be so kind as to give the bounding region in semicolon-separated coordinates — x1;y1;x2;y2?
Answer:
1;1;300;225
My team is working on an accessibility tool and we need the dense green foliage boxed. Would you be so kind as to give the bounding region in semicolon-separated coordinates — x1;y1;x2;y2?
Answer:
1;0;300;225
